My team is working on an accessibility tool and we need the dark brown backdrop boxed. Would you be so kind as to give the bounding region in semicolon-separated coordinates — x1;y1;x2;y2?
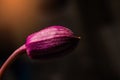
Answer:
0;0;120;80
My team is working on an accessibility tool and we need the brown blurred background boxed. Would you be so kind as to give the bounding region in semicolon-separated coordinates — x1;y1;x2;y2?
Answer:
0;0;120;80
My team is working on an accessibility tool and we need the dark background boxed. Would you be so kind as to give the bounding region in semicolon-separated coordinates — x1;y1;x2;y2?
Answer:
0;0;120;80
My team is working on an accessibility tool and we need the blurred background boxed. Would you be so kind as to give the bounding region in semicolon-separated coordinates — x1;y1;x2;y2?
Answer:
0;0;120;80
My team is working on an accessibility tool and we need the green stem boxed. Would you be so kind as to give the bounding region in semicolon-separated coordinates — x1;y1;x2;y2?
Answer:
0;44;26;80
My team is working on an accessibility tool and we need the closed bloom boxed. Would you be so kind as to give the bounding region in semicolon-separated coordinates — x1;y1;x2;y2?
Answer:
25;26;80;60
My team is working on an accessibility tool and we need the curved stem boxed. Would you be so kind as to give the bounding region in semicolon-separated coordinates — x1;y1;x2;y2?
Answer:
0;44;26;79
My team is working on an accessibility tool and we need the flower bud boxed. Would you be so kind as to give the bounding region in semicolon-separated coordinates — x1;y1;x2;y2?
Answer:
25;26;80;60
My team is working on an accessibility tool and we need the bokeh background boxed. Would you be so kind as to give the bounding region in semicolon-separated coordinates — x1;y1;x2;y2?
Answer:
0;0;120;80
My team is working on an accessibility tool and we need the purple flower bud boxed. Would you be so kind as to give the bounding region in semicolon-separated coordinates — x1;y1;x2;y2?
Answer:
25;26;80;60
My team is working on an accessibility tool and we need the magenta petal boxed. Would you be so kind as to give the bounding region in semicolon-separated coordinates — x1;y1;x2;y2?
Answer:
25;25;79;60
